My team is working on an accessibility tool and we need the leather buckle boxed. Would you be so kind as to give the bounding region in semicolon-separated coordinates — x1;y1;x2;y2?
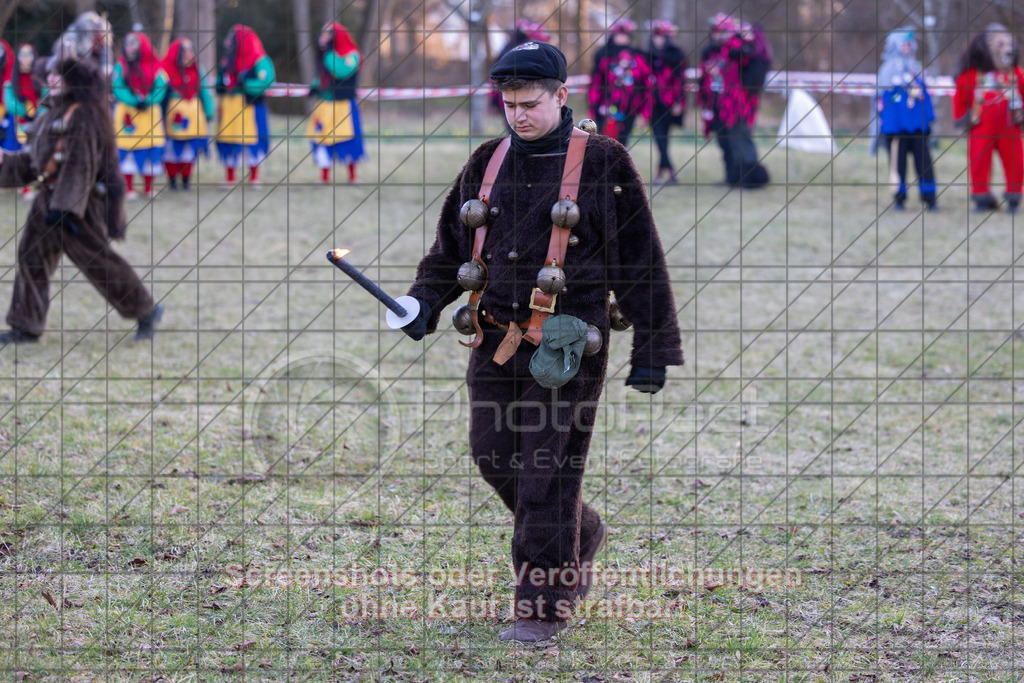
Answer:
529;288;557;313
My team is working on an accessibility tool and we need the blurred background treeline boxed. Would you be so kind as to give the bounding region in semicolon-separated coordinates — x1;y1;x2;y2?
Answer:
2;0;1022;129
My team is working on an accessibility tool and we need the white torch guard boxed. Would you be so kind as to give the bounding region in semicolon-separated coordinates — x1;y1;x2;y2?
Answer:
385;295;421;330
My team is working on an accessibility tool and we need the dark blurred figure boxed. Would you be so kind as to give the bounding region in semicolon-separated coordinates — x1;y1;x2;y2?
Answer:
646;19;687;184
697;13;769;188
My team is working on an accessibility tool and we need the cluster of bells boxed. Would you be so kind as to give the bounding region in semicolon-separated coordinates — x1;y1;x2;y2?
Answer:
450;120;629;356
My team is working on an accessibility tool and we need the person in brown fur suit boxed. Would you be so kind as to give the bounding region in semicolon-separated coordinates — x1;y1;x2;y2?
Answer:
0;57;162;345
400;42;683;642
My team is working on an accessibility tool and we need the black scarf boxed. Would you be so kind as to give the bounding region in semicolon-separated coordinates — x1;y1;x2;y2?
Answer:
510;105;574;155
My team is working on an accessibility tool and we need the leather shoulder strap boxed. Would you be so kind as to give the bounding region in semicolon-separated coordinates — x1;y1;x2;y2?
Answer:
460;137;512;349
479;137;511;204
524;127;589;345
41;103;81;181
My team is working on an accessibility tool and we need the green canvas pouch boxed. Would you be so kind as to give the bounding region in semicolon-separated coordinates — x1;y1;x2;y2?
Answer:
528;315;588;389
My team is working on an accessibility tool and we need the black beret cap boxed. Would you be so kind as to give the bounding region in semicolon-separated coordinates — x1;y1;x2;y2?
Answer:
490;41;568;82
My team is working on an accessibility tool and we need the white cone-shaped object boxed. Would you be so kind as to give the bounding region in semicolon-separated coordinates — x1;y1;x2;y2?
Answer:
777;89;836;155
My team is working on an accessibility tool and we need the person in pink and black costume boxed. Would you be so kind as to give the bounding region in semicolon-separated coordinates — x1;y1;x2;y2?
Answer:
587;18;652;145
646;19;687;184
697;13;769;188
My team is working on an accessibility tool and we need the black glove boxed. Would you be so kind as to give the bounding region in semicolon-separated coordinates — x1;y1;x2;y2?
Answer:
44;210;82;236
625;366;666;394
400;298;432;341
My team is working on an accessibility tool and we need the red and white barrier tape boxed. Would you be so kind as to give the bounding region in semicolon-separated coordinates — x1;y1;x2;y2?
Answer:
266;70;959;100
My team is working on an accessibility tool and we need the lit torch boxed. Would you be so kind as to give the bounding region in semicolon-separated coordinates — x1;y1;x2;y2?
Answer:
327;248;421;329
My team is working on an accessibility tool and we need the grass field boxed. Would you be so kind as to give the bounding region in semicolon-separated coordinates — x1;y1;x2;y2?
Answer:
1;111;1022;681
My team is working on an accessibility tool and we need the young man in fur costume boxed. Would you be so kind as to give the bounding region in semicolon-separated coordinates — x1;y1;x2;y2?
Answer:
953;23;1024;213
399;42;684;642
0;57;163;345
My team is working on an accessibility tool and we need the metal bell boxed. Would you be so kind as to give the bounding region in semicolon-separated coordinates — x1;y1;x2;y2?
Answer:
536;263;566;295
583;324;603;356
51;118;67;135
460;199;488;229
452;304;475;335
551;198;581;229
577;119;598;134
609;299;632;331
457;260;487;291
53;151;65;163
568;234;580;247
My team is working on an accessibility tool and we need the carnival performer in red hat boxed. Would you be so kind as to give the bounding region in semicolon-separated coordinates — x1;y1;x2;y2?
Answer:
307;21;366;184
215;25;276;186
111;31;168;200
1;42;42;199
162;37;215;191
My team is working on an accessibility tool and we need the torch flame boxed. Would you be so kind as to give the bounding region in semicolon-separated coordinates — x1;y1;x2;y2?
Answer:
329;248;350;260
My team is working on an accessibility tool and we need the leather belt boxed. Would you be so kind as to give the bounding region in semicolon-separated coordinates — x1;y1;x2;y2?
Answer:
482;310;529;330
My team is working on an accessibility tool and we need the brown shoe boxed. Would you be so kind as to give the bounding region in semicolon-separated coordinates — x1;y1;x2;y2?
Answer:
499;618;567;642
577;519;608;599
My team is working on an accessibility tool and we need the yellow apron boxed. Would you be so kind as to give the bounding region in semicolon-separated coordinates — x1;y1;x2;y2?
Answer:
307;99;354;146
165;96;207;139
114;102;165;151
216;93;258;146
15;104;36;145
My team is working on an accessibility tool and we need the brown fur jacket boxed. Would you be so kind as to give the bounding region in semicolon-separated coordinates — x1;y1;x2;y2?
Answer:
0;59;126;240
408;134;684;368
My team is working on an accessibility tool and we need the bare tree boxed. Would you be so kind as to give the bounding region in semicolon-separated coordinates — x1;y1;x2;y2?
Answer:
445;0;495;135
294;0;316;113
158;0;174;53
358;0;384;87
173;0;218;77
0;0;27;35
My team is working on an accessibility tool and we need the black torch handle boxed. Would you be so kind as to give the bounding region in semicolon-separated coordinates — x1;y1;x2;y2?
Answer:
327;251;408;317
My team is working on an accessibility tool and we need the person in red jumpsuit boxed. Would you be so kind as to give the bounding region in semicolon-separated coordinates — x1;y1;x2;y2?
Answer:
952;23;1024;213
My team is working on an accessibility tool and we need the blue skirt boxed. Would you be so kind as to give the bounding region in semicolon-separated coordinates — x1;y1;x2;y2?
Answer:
309;100;366;166
216;102;270;167
0;115;21;152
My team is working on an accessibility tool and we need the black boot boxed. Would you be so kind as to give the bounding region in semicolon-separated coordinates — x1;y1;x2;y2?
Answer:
923;195;938;212
168;177;178;191
1008;197;1020;214
0;327;40;346
974;193;999;212
135;304;164;341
